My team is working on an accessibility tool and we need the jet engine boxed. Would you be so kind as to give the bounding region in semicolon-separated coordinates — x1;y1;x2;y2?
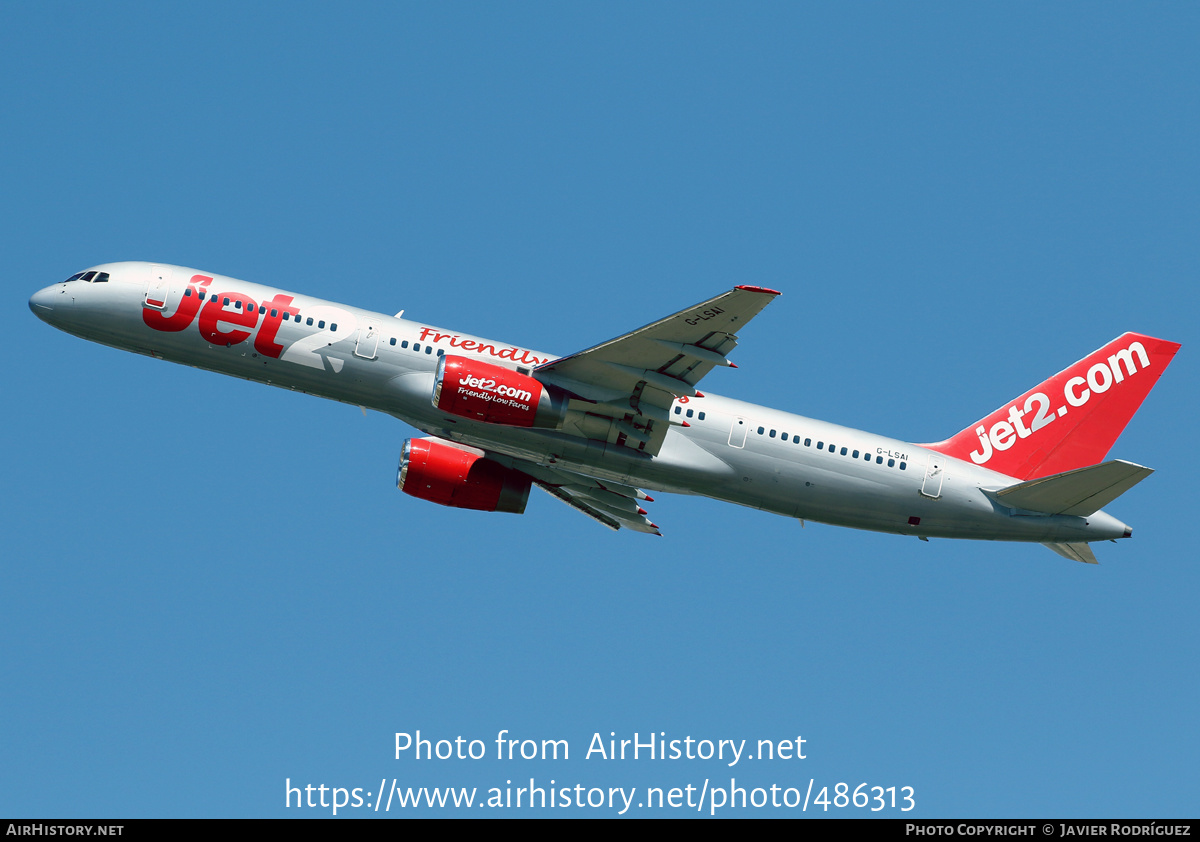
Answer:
397;438;531;514
432;355;567;428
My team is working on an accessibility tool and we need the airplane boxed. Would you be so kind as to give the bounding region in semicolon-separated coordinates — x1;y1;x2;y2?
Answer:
29;262;1180;563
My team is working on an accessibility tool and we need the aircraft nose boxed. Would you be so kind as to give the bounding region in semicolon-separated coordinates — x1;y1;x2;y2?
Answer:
29;285;58;317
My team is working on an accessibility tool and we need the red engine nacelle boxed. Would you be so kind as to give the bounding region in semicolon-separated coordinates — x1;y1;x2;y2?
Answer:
432;355;567;428
397;438;531;514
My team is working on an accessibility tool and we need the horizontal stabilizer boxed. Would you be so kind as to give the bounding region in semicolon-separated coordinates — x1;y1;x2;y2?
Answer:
994;459;1153;516
1043;542;1099;564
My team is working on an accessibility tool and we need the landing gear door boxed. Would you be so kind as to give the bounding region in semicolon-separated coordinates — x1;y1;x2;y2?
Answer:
728;416;748;448
143;264;177;310
920;455;945;499
355;321;380;360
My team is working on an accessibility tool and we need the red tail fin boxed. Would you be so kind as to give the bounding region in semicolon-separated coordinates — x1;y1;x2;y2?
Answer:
927;333;1180;480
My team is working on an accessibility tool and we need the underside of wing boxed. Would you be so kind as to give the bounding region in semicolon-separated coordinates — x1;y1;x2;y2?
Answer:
506;459;661;534
1043;542;1099;564
537;482;662;535
534;286;780;457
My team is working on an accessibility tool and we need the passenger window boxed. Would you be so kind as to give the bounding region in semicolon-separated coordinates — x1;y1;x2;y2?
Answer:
817;442;824;450
864;452;871;461
402;341;409;349
888;458;895;467
318;320;325;329
781;433;788;442
185;289;192;297
840;447;847;456
698;412;705;421
686;409;694;418
876;456;883;464
674;406;681;415
271;309;278;317
852;450;859;458
390;338;397;346
331;324;337;331
437;349;444;356
199;291;206;300
425;346;432;354
804;438;811;447
757;427;765;435
234;300;242;310
900;462;907;470
306;317;314;326
224;297;231;306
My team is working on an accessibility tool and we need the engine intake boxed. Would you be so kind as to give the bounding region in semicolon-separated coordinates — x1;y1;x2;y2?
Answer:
397;438;531;514
433;355;566;428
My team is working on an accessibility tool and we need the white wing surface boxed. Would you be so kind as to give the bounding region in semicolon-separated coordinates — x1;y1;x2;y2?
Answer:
535;285;780;456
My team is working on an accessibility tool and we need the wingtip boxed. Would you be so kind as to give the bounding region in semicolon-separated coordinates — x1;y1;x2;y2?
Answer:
735;285;782;296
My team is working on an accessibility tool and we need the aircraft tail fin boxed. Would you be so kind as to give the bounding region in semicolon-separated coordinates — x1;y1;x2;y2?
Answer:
926;333;1180;480
991;459;1153;517
1043;542;1099;565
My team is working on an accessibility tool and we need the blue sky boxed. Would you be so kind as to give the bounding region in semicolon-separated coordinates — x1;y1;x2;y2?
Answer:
3;2;1197;818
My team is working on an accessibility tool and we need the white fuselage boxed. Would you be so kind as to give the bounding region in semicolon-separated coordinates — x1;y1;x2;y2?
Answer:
29;262;1131;544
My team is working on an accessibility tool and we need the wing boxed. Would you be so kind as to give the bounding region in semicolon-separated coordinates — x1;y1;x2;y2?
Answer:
502;458;662;534
1043;542;1099;564
535;285;781;456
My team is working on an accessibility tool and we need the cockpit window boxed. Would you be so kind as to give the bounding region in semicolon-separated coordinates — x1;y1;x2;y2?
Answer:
65;271;112;283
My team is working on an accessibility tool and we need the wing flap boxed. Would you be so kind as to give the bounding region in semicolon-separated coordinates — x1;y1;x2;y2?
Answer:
497;457;662;535
535;482;661;534
1043;542;1100;564
538;482;622;531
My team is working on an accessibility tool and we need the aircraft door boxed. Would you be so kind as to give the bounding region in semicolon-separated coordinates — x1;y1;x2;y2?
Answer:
355;321;380;359
728;416;748;448
920;455;944;499
143;264;179;311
